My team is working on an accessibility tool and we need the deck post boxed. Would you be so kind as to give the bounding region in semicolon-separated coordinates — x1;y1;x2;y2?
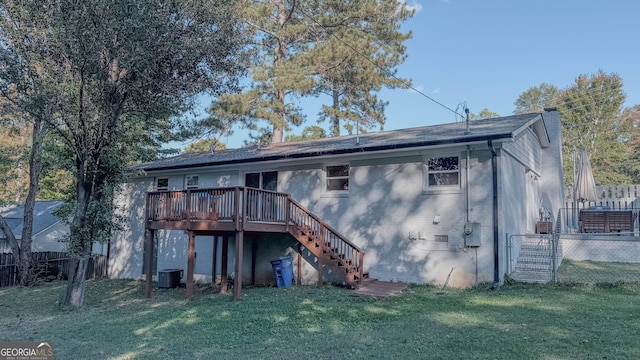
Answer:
317;225;324;287
297;243;302;285
358;251;364;287
185;231;196;299
220;235;229;294
285;195;291;232
211;236;218;287
234;230;244;300
251;237;257;286
234;187;241;231
185;189;191;222
145;229;155;298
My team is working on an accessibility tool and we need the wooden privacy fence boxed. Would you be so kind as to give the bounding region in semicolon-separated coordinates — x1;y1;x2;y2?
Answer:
565;184;640;209
0;251;107;287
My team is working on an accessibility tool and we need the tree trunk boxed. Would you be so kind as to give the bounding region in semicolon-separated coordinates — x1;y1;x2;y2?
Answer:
271;0;288;144
63;257;89;307
62;174;91;307
0;113;48;286
332;87;340;137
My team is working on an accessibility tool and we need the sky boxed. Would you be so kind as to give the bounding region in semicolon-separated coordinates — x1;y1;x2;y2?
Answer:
190;0;640;149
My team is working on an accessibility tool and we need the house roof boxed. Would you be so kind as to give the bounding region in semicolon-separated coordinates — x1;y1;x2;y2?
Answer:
132;112;546;172
0;201;64;240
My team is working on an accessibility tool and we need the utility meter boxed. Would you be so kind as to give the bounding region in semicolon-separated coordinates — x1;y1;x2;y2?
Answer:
464;222;481;247
464;223;474;235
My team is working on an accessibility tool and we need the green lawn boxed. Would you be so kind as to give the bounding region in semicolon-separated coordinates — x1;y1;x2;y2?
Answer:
558;258;640;284
1;280;639;360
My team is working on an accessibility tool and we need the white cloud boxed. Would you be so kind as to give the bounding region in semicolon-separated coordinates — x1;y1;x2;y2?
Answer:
431;88;440;94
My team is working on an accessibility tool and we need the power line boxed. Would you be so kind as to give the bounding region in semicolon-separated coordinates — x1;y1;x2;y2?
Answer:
294;7;466;118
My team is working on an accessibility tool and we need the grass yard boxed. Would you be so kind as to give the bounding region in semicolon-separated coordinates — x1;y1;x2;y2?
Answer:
1;280;640;360
558;258;640;283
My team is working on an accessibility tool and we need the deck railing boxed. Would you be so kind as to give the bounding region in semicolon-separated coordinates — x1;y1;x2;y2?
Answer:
147;187;238;222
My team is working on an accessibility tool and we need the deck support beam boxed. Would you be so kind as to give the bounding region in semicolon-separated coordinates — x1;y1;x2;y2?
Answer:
185;231;196;299
145;229;155;298
251;237;257;286
317;225;324;287
297;244;302;285
220;235;229;294
211;236;218;287
234;231;244;300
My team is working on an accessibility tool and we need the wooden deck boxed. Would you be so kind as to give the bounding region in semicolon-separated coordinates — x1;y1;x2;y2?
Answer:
144;187;367;300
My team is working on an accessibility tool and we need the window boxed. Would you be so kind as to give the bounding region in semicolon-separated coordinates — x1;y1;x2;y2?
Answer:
326;165;349;191
156;178;168;191
245;171;278;191
426;157;459;187
186;175;199;189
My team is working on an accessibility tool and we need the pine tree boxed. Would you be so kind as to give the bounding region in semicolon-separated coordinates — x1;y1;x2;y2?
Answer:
204;0;414;143
303;0;414;136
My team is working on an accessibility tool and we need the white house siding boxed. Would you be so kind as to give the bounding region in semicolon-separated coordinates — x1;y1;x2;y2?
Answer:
502;128;541;175
279;149;498;287
109;179;153;280
538;111;565;219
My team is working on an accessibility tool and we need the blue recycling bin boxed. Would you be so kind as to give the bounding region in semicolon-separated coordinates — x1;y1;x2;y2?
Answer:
270;256;294;288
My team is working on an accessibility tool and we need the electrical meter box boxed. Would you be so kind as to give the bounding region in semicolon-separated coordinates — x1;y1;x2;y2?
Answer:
464;222;481;247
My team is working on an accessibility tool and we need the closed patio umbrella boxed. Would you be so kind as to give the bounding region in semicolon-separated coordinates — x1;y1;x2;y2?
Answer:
574;148;597;203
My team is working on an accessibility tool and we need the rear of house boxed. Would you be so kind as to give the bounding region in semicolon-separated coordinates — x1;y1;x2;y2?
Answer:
109;109;564;288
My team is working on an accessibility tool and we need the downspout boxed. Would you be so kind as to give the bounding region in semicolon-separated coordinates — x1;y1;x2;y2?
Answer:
467;145;479;285
488;140;500;288
465;146;470;222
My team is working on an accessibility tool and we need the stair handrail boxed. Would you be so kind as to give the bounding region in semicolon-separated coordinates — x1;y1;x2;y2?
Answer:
287;197;364;254
288;197;365;286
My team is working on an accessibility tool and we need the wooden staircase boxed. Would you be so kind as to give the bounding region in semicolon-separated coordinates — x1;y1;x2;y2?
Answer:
287;198;368;288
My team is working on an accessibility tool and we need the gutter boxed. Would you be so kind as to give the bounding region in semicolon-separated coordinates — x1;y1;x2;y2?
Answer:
488;140;500;288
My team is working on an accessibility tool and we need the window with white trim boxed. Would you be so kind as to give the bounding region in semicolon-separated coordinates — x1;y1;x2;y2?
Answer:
156;178;168;191
426;156;459;188
186;175;199;189
326;165;349;191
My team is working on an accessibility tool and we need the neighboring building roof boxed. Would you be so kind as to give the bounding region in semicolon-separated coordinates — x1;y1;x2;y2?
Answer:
131;112;547;172
0;201;64;240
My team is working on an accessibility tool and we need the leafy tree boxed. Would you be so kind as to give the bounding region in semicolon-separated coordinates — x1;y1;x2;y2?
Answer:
303;0;414;136
617;105;640;182
559;70;629;185
0;1;60;285
514;83;560;114
0;116;30;203
470;108;500;120
1;0;246;306
284;125;327;142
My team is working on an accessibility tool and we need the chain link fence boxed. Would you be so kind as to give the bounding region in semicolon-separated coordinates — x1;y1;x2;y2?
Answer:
507;234;640;284
557;234;640;284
